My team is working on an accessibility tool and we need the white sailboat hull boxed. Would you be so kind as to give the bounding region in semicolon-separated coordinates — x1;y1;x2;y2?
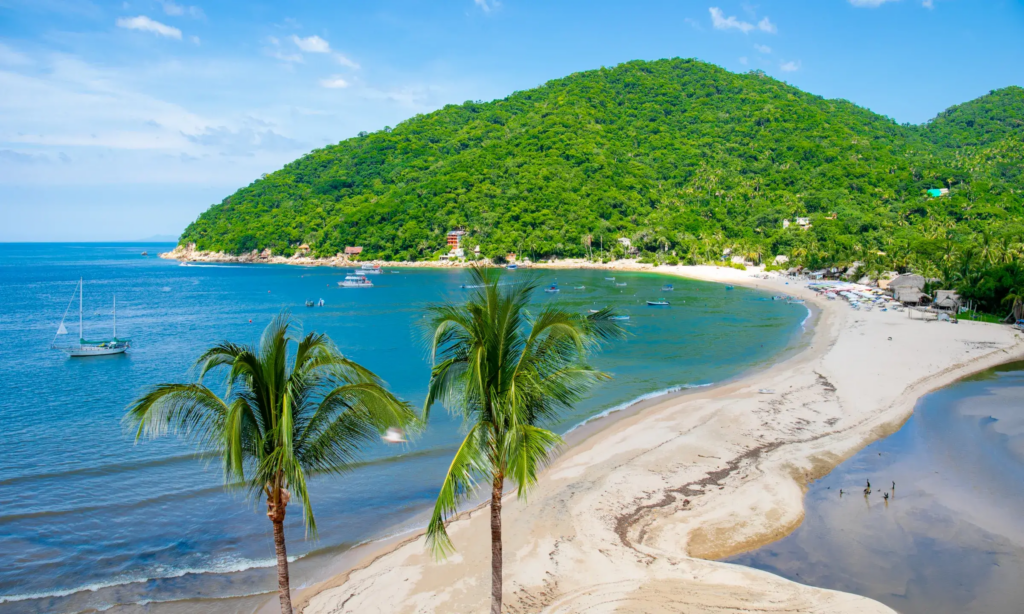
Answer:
66;345;129;357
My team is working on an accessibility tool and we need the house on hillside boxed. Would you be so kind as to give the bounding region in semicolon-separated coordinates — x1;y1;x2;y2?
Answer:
927;188;950;198
344;246;363;256
447;230;466;249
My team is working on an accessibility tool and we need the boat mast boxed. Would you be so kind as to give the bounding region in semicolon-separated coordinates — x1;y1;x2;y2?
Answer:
79;278;83;342
113;295;117;339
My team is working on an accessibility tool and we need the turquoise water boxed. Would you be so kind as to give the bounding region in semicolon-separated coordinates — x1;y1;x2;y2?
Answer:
0;243;804;613
729;362;1024;614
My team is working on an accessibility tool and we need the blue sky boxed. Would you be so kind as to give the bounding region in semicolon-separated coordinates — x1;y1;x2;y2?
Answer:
1;0;1022;241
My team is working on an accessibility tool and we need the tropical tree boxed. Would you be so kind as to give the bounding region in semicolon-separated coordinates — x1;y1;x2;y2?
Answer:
1002;287;1024;322
125;313;415;614
421;268;624;614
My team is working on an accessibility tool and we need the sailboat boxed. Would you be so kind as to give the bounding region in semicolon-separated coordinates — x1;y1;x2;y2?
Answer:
52;279;130;357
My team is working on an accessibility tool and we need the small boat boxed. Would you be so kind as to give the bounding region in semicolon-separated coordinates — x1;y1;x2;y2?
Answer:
339;275;373;288
605;277;615;281
725;285;734;290
609;315;630;321
788;299;805;304
574;285;586;290
615;282;627;287
506;263;518;270
357;263;383;275
140;251;148;256
544;284;560;293
647;300;670;306
661;284;674;291
589;309;601;313
758;388;775;394
317;298;325;307
51;278;130;357
382;427;407;444
305;300;315;307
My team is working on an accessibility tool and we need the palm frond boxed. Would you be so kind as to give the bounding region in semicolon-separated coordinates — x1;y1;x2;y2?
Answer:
425;423;488;558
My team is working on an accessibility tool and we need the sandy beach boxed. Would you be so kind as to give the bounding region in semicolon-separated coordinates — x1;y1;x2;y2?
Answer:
224;262;1018;614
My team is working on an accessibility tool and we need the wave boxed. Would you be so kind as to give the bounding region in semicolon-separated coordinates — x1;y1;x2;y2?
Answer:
564;383;713;435
0;452;219;487
800;305;813;330
0;553;290;604
178;263;250;268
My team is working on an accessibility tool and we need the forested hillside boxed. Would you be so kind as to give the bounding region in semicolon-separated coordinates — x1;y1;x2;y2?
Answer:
179;59;1024;311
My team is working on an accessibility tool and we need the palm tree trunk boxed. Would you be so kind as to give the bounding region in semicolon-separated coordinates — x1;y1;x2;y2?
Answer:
269;491;293;614
490;473;504;614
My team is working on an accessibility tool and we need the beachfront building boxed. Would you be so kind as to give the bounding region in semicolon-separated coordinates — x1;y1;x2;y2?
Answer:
933;290;962;312
894;287;930;306
344;246;363;257
888;273;930;305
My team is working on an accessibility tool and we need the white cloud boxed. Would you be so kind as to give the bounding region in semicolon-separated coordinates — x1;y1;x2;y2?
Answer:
758;16;777;33
755;44;772;54
292;34;331;53
160;0;184;15
116;15;183;39
739;56;749;65
710;7;754;33
848;0;898;6
473;0;500;12
160;0;204;19
334;53;360;69
780;60;801;72
319;76;349;89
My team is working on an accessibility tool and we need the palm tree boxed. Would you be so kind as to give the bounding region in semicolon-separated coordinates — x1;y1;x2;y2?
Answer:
1003;288;1024;322
422;268;623;614
125;313;415;614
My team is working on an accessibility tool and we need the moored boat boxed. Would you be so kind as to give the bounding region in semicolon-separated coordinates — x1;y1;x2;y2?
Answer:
661;284;674;291
52;278;130;357
339;275;373;288
506;263;518;270
647;299;670;306
609;315;630;321
544;284;560;293
615;282;627;287
357;263;383;274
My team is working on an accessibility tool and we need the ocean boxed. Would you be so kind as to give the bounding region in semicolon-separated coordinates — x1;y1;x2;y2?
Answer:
0;243;804;613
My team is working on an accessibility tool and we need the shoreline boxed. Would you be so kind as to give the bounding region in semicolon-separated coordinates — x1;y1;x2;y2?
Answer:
287;264;1023;614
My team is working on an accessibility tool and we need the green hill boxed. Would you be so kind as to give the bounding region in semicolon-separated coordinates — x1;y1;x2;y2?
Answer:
180;59;1023;289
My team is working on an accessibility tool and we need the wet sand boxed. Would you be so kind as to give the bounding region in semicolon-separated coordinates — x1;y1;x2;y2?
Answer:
728;361;1024;614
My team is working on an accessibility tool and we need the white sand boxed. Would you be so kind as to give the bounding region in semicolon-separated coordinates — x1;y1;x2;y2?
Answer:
271;264;1024;613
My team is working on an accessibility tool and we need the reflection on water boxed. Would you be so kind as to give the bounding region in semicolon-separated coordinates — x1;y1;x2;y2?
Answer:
728;362;1024;614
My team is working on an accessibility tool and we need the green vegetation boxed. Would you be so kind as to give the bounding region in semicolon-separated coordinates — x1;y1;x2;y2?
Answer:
421;268;624;614
125;314;416;614
179;58;1024;315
